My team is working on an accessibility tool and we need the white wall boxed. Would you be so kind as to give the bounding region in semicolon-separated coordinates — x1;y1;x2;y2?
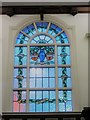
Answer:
2;14;88;112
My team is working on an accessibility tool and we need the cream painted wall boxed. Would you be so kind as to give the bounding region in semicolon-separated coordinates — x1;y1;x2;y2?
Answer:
0;15;2;114
2;14;88;112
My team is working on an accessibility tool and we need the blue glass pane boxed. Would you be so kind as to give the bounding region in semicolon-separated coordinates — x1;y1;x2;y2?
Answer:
50;91;55;112
29;103;35;112
36;68;42;77
66;101;72;111
36;91;42;112
43;78;48;88
31;34;53;44
22;24;36;37
30;68;35;77
30;46;55;65
49;68;55;77
16;32;29;44
30;78;35;88
22;91;26;99
67;78;72;88
43;102;49;112
49;78;55;88
43;91;48;98
30;91;35;99
43;68;48;77
36;78;42;88
59;103;65;111
36;22;48;32
67;91;72;100
29;91;35;112
61;32;68;39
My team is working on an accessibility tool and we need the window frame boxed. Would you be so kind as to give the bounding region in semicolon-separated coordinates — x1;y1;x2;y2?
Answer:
7;16;80;112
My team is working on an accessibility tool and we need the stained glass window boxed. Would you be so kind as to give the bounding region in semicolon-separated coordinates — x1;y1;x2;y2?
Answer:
13;22;72;112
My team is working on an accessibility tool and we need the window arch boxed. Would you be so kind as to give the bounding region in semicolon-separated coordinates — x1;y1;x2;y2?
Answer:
13;22;72;112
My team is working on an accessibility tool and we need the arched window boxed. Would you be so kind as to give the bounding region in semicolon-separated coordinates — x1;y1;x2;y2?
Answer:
13;22;72;112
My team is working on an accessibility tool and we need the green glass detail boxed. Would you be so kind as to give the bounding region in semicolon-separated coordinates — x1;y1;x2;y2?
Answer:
61;47;66;64
29;98;67;104
61;68;68;87
63;90;67;102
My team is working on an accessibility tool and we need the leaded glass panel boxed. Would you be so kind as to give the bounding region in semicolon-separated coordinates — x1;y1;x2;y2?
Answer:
36;22;48;32
29;91;56;112
55;32;69;44
48;23;62;36
58;46;70;65
14;68;26;88
22;24;36;37
58;90;72;111
31;35;53;44
14;47;27;65
30;68;55;88
16;32;29;44
30;46;55;65
13;21;72;112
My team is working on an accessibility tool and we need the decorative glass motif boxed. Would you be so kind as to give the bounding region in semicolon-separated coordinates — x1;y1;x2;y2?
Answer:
36;22;48;32
48;23;62;36
29;91;56;112
14;47;27;65
58;67;71;88
14;68;26;88
30;46;54;65
58;46;70;65
16;32;29;44
59;90;72;111
31;34;53;44
14;22;72;112
22;24;36;37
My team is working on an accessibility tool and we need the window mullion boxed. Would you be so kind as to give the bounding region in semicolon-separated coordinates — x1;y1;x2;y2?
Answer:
55;44;58;112
26;45;30;112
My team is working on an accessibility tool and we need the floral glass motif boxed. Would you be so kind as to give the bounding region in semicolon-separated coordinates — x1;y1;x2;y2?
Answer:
30;46;54;65
13;22;72;112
